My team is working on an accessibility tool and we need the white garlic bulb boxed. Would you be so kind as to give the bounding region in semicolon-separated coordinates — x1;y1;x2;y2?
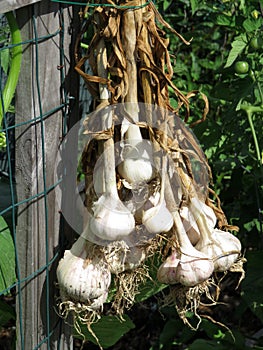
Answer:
56;236;111;308
180;198;217;245
142;192;173;235
157;250;180;284
188;197;241;272
196;228;241;272
89;194;135;241
89;134;135;241
157;210;214;287
118;124;155;185
157;246;214;287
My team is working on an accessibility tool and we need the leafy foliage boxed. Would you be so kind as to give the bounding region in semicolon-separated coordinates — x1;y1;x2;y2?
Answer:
74;315;135;348
0;215;16;294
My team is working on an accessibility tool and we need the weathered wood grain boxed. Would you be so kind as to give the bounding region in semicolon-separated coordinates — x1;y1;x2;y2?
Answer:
0;0;41;14
15;1;80;349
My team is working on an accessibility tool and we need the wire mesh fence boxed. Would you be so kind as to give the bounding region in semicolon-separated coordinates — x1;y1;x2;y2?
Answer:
0;2;82;349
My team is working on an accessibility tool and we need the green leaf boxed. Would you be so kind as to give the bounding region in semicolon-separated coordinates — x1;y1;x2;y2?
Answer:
243;18;263;32
188;339;227;350
0;216;16;294
135;255;168;302
190;0;198;15
74;314;135;348
135;276;167;302
163;0;170;12
0;299;15;327
224;39;247;68
0;47;10;74
216;14;235;27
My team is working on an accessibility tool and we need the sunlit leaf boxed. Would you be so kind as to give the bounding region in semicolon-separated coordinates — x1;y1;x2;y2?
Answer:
0;216;16;294
74;314;135;348
224;39;247;68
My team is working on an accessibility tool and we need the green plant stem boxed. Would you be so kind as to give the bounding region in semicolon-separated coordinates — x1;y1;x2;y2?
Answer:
0;12;22;125
245;109;262;166
249;70;263;106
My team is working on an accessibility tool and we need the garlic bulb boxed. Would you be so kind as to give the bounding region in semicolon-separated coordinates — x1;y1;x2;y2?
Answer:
89;194;135;241
180;198;217;245
157;249;180;284
195;228;241;272
141;153;173;235
89;135;135;241
118;122;155;185
118;12;154;186
157;210;214;287
56;236;111;308
189;197;241;272
142;191;173;235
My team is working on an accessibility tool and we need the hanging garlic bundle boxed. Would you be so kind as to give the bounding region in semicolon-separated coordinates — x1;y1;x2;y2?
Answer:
67;0;245;336
56;236;111;309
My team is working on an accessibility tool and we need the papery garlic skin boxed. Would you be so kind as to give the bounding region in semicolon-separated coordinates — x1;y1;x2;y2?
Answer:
175;250;214;286
180;198;217;245
157;248;214;287
89;194;135;241
188;196;242;272
142;192;173;235
56;236;111;308
179;206;200;245
159;210;214;287
157;250;180;284
197;228;241;272
118;125;155;185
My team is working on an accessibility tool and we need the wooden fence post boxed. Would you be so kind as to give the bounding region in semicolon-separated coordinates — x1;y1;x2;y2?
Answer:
15;1;80;348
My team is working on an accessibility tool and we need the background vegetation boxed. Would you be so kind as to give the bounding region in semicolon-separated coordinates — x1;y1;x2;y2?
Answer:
0;0;263;349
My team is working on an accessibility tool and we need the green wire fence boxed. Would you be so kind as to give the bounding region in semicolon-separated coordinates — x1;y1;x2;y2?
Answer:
0;1;81;349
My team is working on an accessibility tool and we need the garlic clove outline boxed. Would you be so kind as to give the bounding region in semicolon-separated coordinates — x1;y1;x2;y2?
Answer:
56;236;111;308
157;250;180;284
203;228;241;272
89;194;135;241
157;247;214;287
142;191;173;235
117;123;155;185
